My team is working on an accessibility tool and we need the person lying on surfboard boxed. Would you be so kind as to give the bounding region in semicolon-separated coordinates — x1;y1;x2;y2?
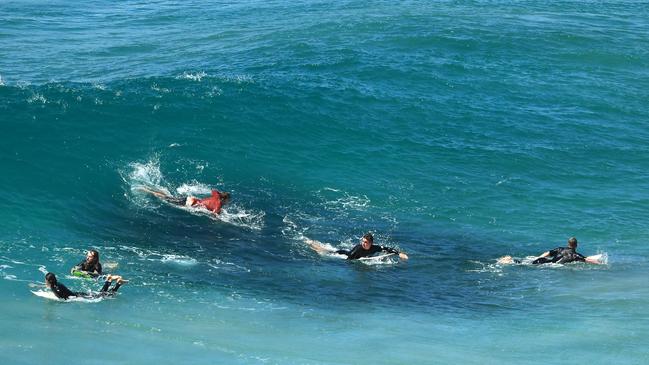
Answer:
70;249;103;278
45;272;127;300
139;187;230;215
498;237;602;265
308;232;409;260
531;237;599;264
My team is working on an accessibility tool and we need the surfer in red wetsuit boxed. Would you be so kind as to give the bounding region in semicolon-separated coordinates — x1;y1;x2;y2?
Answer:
139;187;230;215
186;190;230;214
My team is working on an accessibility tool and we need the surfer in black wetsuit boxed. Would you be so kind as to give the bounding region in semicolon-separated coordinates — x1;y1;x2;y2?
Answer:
45;272;126;300
532;237;586;264
309;233;408;260
71;249;103;278
497;236;603;265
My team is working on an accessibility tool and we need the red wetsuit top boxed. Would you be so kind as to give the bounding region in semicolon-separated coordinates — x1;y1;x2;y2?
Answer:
194;190;223;214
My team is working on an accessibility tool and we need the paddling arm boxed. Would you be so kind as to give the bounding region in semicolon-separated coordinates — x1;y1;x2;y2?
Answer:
585;256;603;264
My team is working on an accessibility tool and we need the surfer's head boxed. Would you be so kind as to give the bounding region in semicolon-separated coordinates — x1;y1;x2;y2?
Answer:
45;272;57;287
86;249;99;264
220;191;231;203
567;237;578;249
361;233;374;250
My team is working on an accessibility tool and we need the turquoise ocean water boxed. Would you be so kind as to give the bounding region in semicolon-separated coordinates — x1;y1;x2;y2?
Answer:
1;1;648;363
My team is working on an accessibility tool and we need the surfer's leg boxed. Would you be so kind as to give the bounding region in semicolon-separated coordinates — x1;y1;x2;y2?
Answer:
101;275;126;293
532;257;552;265
137;187;168;198
100;278;112;292
497;256;514;264
139;187;189;206
163;195;187;206
306;238;329;253
110;282;122;293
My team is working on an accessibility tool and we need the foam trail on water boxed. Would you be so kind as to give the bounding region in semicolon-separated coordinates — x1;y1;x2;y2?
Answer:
316;187;371;212
160;254;198;266
176;182;211;196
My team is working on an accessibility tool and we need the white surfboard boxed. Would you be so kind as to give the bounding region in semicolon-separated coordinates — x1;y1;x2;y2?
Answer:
31;290;103;303
31;290;63;301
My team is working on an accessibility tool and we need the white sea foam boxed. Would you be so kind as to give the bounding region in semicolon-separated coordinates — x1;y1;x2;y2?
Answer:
594;252;609;265
177;71;207;81
160;254;198;266
176;203;265;230
223;74;253;84
317;187;370;211
126;158;166;190
281;215;306;241
151;83;170;93
176;182;212;196
206;85;222;97
119;246;197;267
27;93;47;104
119;245;246;270
467;260;504;274
207;258;250;273
358;255;399;266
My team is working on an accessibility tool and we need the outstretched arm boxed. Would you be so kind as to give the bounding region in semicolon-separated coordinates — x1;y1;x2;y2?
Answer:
584;254;603;264
380;246;409;260
534;251;550;260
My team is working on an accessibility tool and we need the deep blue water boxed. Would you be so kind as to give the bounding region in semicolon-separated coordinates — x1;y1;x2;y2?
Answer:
1;1;648;364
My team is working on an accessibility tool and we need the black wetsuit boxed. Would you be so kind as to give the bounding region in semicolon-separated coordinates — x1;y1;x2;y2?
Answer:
532;247;586;265
50;282;79;300
74;260;102;278
50;280;122;300
163;195;187;206
336;244;399;260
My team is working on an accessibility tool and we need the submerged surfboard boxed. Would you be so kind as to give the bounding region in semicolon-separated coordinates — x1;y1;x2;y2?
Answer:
356;253;397;261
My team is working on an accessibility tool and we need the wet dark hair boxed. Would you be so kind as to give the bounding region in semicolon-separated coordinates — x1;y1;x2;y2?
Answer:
568;237;578;248
220;192;231;201
362;233;374;243
87;249;100;264
45;272;57;285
